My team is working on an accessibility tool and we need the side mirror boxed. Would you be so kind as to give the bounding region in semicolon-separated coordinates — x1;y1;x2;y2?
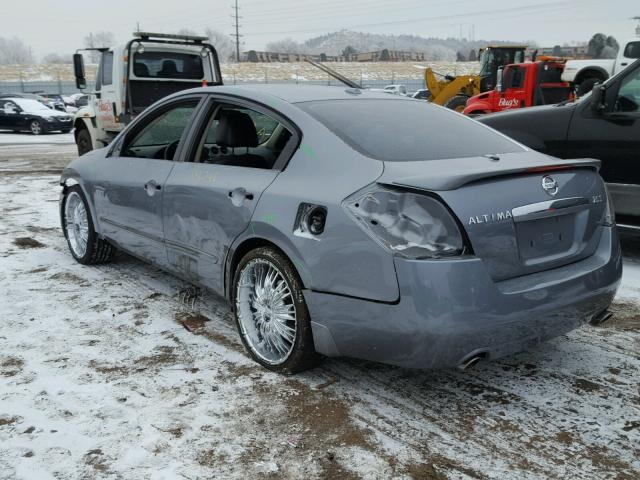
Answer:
12;107;21;113
590;83;606;113
496;67;505;92
73;53;86;90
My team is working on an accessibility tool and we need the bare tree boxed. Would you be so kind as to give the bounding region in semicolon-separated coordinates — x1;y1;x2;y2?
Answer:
265;38;306;54
42;52;72;64
83;31;116;63
0;36;33;64
204;28;236;63
176;28;199;37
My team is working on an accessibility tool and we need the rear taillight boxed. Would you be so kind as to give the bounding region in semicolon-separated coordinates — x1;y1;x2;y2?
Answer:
344;184;466;259
604;185;615;227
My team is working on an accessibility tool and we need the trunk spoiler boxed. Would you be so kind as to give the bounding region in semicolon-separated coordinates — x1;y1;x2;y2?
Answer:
380;153;601;191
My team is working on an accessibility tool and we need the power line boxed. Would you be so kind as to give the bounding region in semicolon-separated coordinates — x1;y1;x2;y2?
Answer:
241;0;596;36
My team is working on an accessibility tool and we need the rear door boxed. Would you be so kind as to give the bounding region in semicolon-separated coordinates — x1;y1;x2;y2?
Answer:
93;96;202;267
162;95;298;295
566;62;640;219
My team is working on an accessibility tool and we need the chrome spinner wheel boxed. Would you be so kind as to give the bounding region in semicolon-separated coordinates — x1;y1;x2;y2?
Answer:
64;191;89;258
236;258;297;365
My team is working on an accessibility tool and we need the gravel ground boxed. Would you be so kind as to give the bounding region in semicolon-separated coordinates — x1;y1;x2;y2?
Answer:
0;140;639;480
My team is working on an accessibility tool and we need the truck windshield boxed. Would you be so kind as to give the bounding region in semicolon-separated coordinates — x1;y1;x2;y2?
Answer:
298;99;524;161
132;52;204;80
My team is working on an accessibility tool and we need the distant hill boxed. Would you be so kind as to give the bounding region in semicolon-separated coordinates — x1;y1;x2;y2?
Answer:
298;30;531;61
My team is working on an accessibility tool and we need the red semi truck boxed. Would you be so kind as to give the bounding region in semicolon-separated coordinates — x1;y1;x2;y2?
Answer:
463;59;573;115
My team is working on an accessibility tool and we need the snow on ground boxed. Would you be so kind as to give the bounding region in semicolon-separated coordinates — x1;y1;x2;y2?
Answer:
0;132;74;146
0;144;639;479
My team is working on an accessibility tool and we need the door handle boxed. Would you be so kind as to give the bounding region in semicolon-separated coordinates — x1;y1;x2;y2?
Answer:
228;187;254;206
621;62;628;66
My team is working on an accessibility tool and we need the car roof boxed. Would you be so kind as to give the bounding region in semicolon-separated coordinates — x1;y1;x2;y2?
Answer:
196;84;411;104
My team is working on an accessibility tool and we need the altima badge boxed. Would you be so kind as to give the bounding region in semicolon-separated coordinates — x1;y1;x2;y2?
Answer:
541;175;559;196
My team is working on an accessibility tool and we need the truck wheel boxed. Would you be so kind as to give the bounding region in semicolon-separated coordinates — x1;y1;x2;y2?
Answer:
444;95;469;113
577;77;603;96
76;129;93;156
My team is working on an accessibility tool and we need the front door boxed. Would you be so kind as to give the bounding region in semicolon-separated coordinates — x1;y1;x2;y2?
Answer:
93;98;201;267
567;64;640;220
162;97;296;294
0;100;21;130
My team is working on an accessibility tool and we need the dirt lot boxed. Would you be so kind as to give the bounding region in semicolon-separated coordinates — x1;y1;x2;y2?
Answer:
1;137;639;479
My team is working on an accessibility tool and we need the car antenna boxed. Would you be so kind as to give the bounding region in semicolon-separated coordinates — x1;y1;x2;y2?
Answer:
305;59;362;89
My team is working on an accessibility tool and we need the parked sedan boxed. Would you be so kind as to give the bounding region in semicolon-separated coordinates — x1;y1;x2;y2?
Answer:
0;98;73;134
59;85;621;373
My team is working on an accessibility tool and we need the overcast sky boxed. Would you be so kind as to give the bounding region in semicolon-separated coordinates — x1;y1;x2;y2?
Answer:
4;0;639;58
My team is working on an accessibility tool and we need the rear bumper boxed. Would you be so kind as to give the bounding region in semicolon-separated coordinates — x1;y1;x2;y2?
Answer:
305;226;622;369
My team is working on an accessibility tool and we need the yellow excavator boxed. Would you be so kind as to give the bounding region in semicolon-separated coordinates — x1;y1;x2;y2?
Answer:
424;45;527;112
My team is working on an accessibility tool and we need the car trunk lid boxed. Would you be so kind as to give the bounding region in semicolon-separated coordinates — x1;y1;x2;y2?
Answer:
379;153;607;281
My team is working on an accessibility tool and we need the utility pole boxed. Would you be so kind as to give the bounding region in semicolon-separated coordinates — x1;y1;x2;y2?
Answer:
231;0;242;62
136;21;140;33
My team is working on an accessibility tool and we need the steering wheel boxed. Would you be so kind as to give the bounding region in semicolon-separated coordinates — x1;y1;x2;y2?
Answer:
164;140;181;160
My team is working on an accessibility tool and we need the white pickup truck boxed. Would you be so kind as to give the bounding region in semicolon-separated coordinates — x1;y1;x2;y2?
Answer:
561;38;640;95
72;32;222;155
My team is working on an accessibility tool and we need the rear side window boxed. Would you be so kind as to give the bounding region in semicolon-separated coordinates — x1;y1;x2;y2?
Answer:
298;99;524;161
132;52;204;79
102;52;114;86
624;41;640;59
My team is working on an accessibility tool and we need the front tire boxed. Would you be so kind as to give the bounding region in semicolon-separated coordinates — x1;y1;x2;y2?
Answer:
576;77;603;96
30;120;43;135
233;247;320;373
61;185;115;265
444;95;469;112
76;128;93;156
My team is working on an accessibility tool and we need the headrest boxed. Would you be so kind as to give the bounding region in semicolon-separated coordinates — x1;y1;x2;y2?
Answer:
134;62;150;77
160;60;178;75
215;110;259;148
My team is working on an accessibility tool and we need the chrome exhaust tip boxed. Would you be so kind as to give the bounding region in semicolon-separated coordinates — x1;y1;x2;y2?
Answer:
457;354;484;371
590;309;613;326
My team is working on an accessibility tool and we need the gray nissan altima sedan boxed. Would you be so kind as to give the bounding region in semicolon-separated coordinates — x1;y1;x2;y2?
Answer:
60;85;622;373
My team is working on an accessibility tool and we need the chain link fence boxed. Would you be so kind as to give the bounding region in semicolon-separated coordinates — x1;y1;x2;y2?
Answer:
0;78;426;96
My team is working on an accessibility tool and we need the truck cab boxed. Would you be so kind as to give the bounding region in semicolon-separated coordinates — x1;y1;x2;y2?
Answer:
561;38;640;95
464;60;572;115
73;32;222;155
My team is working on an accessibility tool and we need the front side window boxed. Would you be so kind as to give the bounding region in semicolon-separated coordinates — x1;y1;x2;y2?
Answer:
299;99;524;162
615;68;640;113
122;101;198;160
132;52;204;79
192;104;291;169
623;41;640;59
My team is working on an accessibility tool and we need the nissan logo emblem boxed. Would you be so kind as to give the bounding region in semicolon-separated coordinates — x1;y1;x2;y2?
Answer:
541;175;559;196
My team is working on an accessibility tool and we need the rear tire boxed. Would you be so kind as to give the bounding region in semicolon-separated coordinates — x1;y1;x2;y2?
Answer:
61;185;115;265
444;95;469;112
76;128;93;156
233;247;321;374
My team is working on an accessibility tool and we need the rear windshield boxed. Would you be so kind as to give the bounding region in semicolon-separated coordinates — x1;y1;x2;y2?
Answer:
298;99;524;161
132;52;204;79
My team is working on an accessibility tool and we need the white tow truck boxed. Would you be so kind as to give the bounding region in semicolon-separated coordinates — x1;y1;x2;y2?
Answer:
561;38;640;95
72;32;223;155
